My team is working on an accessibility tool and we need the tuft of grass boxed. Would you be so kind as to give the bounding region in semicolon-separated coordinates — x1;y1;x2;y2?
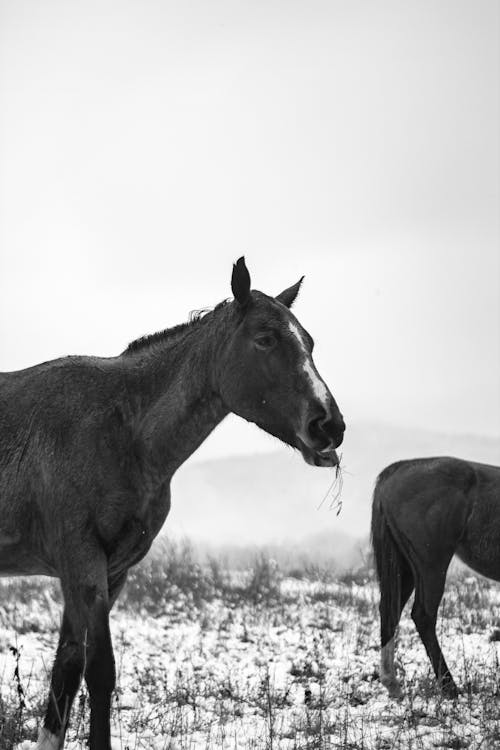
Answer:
119;540;284;612
0;645;42;750
121;539;218;611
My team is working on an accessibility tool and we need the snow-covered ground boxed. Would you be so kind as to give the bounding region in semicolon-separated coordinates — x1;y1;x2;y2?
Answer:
1;567;500;749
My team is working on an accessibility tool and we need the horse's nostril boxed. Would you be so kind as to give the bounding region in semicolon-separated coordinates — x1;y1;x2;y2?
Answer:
307;409;345;450
307;412;327;441
307;413;331;449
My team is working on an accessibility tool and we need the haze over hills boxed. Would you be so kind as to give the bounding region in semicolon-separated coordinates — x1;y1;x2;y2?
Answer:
161;421;500;567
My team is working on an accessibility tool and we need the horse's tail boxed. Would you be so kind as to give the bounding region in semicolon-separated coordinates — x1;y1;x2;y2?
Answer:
371;468;412;645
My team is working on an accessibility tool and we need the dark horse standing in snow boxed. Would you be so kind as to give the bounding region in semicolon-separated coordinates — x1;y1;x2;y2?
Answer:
0;258;345;750
372;456;500;699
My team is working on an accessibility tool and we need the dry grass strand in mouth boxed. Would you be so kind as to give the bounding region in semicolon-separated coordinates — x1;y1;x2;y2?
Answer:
317;453;344;515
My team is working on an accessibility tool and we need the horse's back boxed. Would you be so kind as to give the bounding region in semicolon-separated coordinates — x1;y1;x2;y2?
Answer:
374;456;478;507
373;457;479;563
0;354;120;403
374;456;500;579
374;456;500;507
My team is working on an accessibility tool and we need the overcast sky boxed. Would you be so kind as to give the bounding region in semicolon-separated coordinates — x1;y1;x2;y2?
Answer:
1;0;498;461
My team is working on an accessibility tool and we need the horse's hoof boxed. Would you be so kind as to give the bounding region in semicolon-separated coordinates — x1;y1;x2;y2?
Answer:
388;684;404;700
442;684;459;700
440;677;459;699
382;678;404;700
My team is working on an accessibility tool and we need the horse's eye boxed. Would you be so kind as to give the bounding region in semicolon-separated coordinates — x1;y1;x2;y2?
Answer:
254;333;277;350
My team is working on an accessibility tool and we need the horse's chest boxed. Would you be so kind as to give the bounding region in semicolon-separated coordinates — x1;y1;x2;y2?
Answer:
142;486;172;539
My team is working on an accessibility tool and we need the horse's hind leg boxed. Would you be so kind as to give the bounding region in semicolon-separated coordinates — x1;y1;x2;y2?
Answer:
411;565;457;698
372;501;415;698
380;567;414;698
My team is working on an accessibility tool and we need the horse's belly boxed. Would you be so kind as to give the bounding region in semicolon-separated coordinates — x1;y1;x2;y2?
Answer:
0;537;56;577
106;491;172;576
456;541;500;583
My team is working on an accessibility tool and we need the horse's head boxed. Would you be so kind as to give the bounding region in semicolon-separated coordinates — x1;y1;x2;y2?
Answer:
218;258;345;467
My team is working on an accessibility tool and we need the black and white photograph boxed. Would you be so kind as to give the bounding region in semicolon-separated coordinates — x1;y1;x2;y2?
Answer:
0;1;499;748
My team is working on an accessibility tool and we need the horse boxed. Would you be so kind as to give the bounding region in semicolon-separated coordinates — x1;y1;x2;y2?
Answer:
0;257;345;750
371;456;500;699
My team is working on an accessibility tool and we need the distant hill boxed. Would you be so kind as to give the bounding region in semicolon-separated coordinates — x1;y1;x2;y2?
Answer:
163;421;500;565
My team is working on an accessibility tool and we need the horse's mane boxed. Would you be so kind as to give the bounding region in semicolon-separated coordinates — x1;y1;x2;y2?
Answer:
123;299;232;355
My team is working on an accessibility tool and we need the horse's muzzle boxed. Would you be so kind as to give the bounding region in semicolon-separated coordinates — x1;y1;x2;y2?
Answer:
297;404;345;467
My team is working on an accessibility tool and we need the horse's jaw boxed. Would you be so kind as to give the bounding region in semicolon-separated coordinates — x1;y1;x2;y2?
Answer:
296;438;339;468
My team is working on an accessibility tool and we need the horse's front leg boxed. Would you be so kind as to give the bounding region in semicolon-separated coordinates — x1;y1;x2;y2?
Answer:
34;567;128;750
55;544;115;750
36;609;85;749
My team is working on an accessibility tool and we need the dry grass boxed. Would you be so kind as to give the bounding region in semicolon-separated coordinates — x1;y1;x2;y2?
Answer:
1;543;499;749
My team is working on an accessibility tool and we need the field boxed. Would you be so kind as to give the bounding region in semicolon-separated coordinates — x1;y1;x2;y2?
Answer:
2;541;500;750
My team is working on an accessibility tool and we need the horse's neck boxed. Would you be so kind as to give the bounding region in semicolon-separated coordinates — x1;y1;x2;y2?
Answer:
129;325;229;480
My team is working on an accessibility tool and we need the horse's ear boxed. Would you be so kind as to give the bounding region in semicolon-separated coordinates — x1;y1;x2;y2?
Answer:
231;256;251;308
276;277;304;308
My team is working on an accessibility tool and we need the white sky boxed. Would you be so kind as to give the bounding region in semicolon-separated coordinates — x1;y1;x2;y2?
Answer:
1;0;499;460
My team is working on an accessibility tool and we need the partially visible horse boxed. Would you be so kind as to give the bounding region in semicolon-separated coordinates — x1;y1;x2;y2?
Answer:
372;456;500;698
0;257;345;749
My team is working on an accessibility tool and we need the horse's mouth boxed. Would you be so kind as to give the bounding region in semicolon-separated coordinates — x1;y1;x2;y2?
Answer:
296;438;339;468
